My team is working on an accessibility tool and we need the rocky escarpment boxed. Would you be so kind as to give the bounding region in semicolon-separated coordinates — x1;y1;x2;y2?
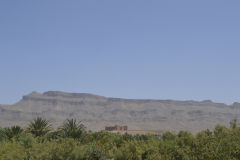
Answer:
0;91;240;133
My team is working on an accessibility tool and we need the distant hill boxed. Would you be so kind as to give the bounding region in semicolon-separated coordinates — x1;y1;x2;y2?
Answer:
0;91;240;133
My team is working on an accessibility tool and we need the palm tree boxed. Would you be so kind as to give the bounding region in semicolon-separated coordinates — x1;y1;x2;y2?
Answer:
27;117;52;137
0;127;4;141
58;118;86;139
230;119;237;130
2;126;23;140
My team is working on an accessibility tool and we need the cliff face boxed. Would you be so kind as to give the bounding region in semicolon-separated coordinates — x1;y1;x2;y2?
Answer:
0;91;239;133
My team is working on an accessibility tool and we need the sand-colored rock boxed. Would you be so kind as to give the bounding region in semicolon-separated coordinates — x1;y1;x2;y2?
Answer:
0;91;239;133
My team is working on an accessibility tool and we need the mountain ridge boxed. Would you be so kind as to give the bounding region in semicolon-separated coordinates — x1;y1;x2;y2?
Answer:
0;91;239;133
20;91;233;105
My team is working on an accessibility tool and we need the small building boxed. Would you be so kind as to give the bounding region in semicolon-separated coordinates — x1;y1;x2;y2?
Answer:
105;125;128;131
105;125;163;135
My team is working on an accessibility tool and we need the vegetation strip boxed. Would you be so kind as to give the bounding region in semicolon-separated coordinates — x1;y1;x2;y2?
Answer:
0;118;239;160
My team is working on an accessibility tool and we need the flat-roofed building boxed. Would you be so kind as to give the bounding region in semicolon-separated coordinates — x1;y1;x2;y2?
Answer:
105;125;163;135
105;125;128;131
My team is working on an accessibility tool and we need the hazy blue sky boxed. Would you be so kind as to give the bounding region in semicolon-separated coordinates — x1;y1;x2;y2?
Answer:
0;0;239;104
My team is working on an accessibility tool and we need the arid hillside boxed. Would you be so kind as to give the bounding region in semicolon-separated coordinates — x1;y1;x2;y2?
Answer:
1;91;240;133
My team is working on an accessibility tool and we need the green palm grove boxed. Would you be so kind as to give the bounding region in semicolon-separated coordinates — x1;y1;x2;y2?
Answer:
0;118;240;160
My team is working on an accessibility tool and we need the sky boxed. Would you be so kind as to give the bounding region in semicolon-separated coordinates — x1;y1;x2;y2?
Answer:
0;0;240;105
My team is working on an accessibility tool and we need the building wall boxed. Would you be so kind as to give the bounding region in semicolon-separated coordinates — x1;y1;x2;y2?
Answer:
105;125;128;131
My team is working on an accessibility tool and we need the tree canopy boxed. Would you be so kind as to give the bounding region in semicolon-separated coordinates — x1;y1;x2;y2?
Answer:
0;118;240;160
